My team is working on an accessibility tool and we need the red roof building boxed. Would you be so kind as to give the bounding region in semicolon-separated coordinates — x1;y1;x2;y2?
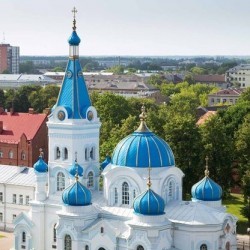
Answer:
0;108;48;167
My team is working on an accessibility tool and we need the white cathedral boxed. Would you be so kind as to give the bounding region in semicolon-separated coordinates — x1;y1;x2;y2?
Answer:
13;10;237;250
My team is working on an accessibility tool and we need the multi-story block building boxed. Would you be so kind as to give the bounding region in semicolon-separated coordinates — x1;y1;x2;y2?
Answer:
226;64;250;88
207;88;243;106
0;44;20;74
0;108;48;167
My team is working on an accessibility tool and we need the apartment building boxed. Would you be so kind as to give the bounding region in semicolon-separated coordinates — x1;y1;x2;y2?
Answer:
226;64;250;88
0;44;20;74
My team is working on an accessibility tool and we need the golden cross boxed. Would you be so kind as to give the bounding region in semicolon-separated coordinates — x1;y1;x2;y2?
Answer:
72;7;77;30
72;7;77;19
39;148;44;158
147;166;152;188
139;104;147;121
205;156;209;177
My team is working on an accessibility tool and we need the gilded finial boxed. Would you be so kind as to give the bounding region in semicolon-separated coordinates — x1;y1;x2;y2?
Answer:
39;148;44;158
205;156;209;177
135;104;150;132
147;166;152;188
72;7;78;31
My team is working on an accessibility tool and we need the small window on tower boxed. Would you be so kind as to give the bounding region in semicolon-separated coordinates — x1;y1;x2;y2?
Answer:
56;147;60;160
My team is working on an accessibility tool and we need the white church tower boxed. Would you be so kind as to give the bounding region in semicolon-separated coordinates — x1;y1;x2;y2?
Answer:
47;7;101;198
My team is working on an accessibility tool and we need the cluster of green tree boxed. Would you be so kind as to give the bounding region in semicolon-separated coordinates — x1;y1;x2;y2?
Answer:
90;86;250;207
0;85;60;113
1;82;249;220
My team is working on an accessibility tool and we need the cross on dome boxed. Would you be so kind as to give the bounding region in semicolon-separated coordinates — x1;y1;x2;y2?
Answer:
205;156;210;177
72;7;77;30
136;104;150;132
147;166;152;188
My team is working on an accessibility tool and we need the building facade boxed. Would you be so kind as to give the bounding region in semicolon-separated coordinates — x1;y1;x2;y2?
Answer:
12;11;237;250
226;64;250;88
0;44;20;74
0;109;48;167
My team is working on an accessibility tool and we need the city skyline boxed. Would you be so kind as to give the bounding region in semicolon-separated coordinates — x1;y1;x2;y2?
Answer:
1;0;250;56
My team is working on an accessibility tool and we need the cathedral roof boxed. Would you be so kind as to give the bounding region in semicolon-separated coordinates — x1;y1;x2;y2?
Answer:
111;106;175;168
191;176;222;201
33;156;48;173
62;178;91;206
191;157;222;201
52;12;91;119
133;188;165;216
68;161;83;177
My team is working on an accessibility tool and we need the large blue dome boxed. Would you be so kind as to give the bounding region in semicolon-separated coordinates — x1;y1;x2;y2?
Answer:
191;176;222;201
111;131;175;168
62;180;91;206
33;156;48;173
68;31;81;46
133;188;165;216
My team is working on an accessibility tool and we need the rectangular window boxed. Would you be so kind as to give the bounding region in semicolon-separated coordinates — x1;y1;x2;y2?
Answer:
0;212;3;222
12;214;16;221
0;151;3;158
19;195;23;205
223;99;227;103
25;196;29;205
13;194;16;204
0;192;3;202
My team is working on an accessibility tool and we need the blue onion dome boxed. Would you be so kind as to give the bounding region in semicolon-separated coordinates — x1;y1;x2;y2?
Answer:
100;155;111;170
68;31;81;46
133;175;165;215
191;157;222;201
68;160;83;177
111;105;175;168
68;8;81;46
62;176;91;206
33;149;48;173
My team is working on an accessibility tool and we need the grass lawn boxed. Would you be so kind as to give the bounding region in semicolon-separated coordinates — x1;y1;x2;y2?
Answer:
0;235;5;238
223;193;249;234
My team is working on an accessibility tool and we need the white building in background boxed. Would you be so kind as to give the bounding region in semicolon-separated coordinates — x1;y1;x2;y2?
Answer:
226;64;250;88
0;166;35;231
12;9;237;250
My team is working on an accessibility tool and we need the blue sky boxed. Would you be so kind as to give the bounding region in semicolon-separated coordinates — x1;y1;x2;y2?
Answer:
1;0;250;56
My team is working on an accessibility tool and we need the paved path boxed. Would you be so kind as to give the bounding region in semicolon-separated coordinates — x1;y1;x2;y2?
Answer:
0;231;13;250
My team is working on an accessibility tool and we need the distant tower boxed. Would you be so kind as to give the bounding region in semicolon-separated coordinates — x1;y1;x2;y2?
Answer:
47;7;101;198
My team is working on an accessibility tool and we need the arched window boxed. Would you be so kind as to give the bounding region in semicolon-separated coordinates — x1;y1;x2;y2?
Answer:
56;147;60;160
137;245;144;250
64;148;68;160
122;182;129;205
114;188;118;204
87;172;94;188
168;180;174;201
90;147;95;160
21;151;25;160
99;175;103;191
9;150;13;159
64;234;71;250
53;224;57;242
0;150;3;158
57;172;65;191
100;227;104;233
200;244;207;250
226;242;230;250
98;248;105;250
22;231;26;243
85;148;88;161
85;246;89;250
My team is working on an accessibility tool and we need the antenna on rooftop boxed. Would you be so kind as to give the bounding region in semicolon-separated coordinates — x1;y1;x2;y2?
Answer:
2;32;5;44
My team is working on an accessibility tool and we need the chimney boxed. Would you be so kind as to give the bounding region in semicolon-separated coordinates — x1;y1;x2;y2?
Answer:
0;121;3;133
29;108;34;114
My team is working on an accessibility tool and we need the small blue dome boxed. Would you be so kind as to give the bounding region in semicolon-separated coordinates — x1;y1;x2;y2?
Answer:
191;176;222;201
68;162;83;177
33;157;48;173
100;155;111;170
133;189;165;215
68;31;81;46
62;181;91;206
111;131;175;168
